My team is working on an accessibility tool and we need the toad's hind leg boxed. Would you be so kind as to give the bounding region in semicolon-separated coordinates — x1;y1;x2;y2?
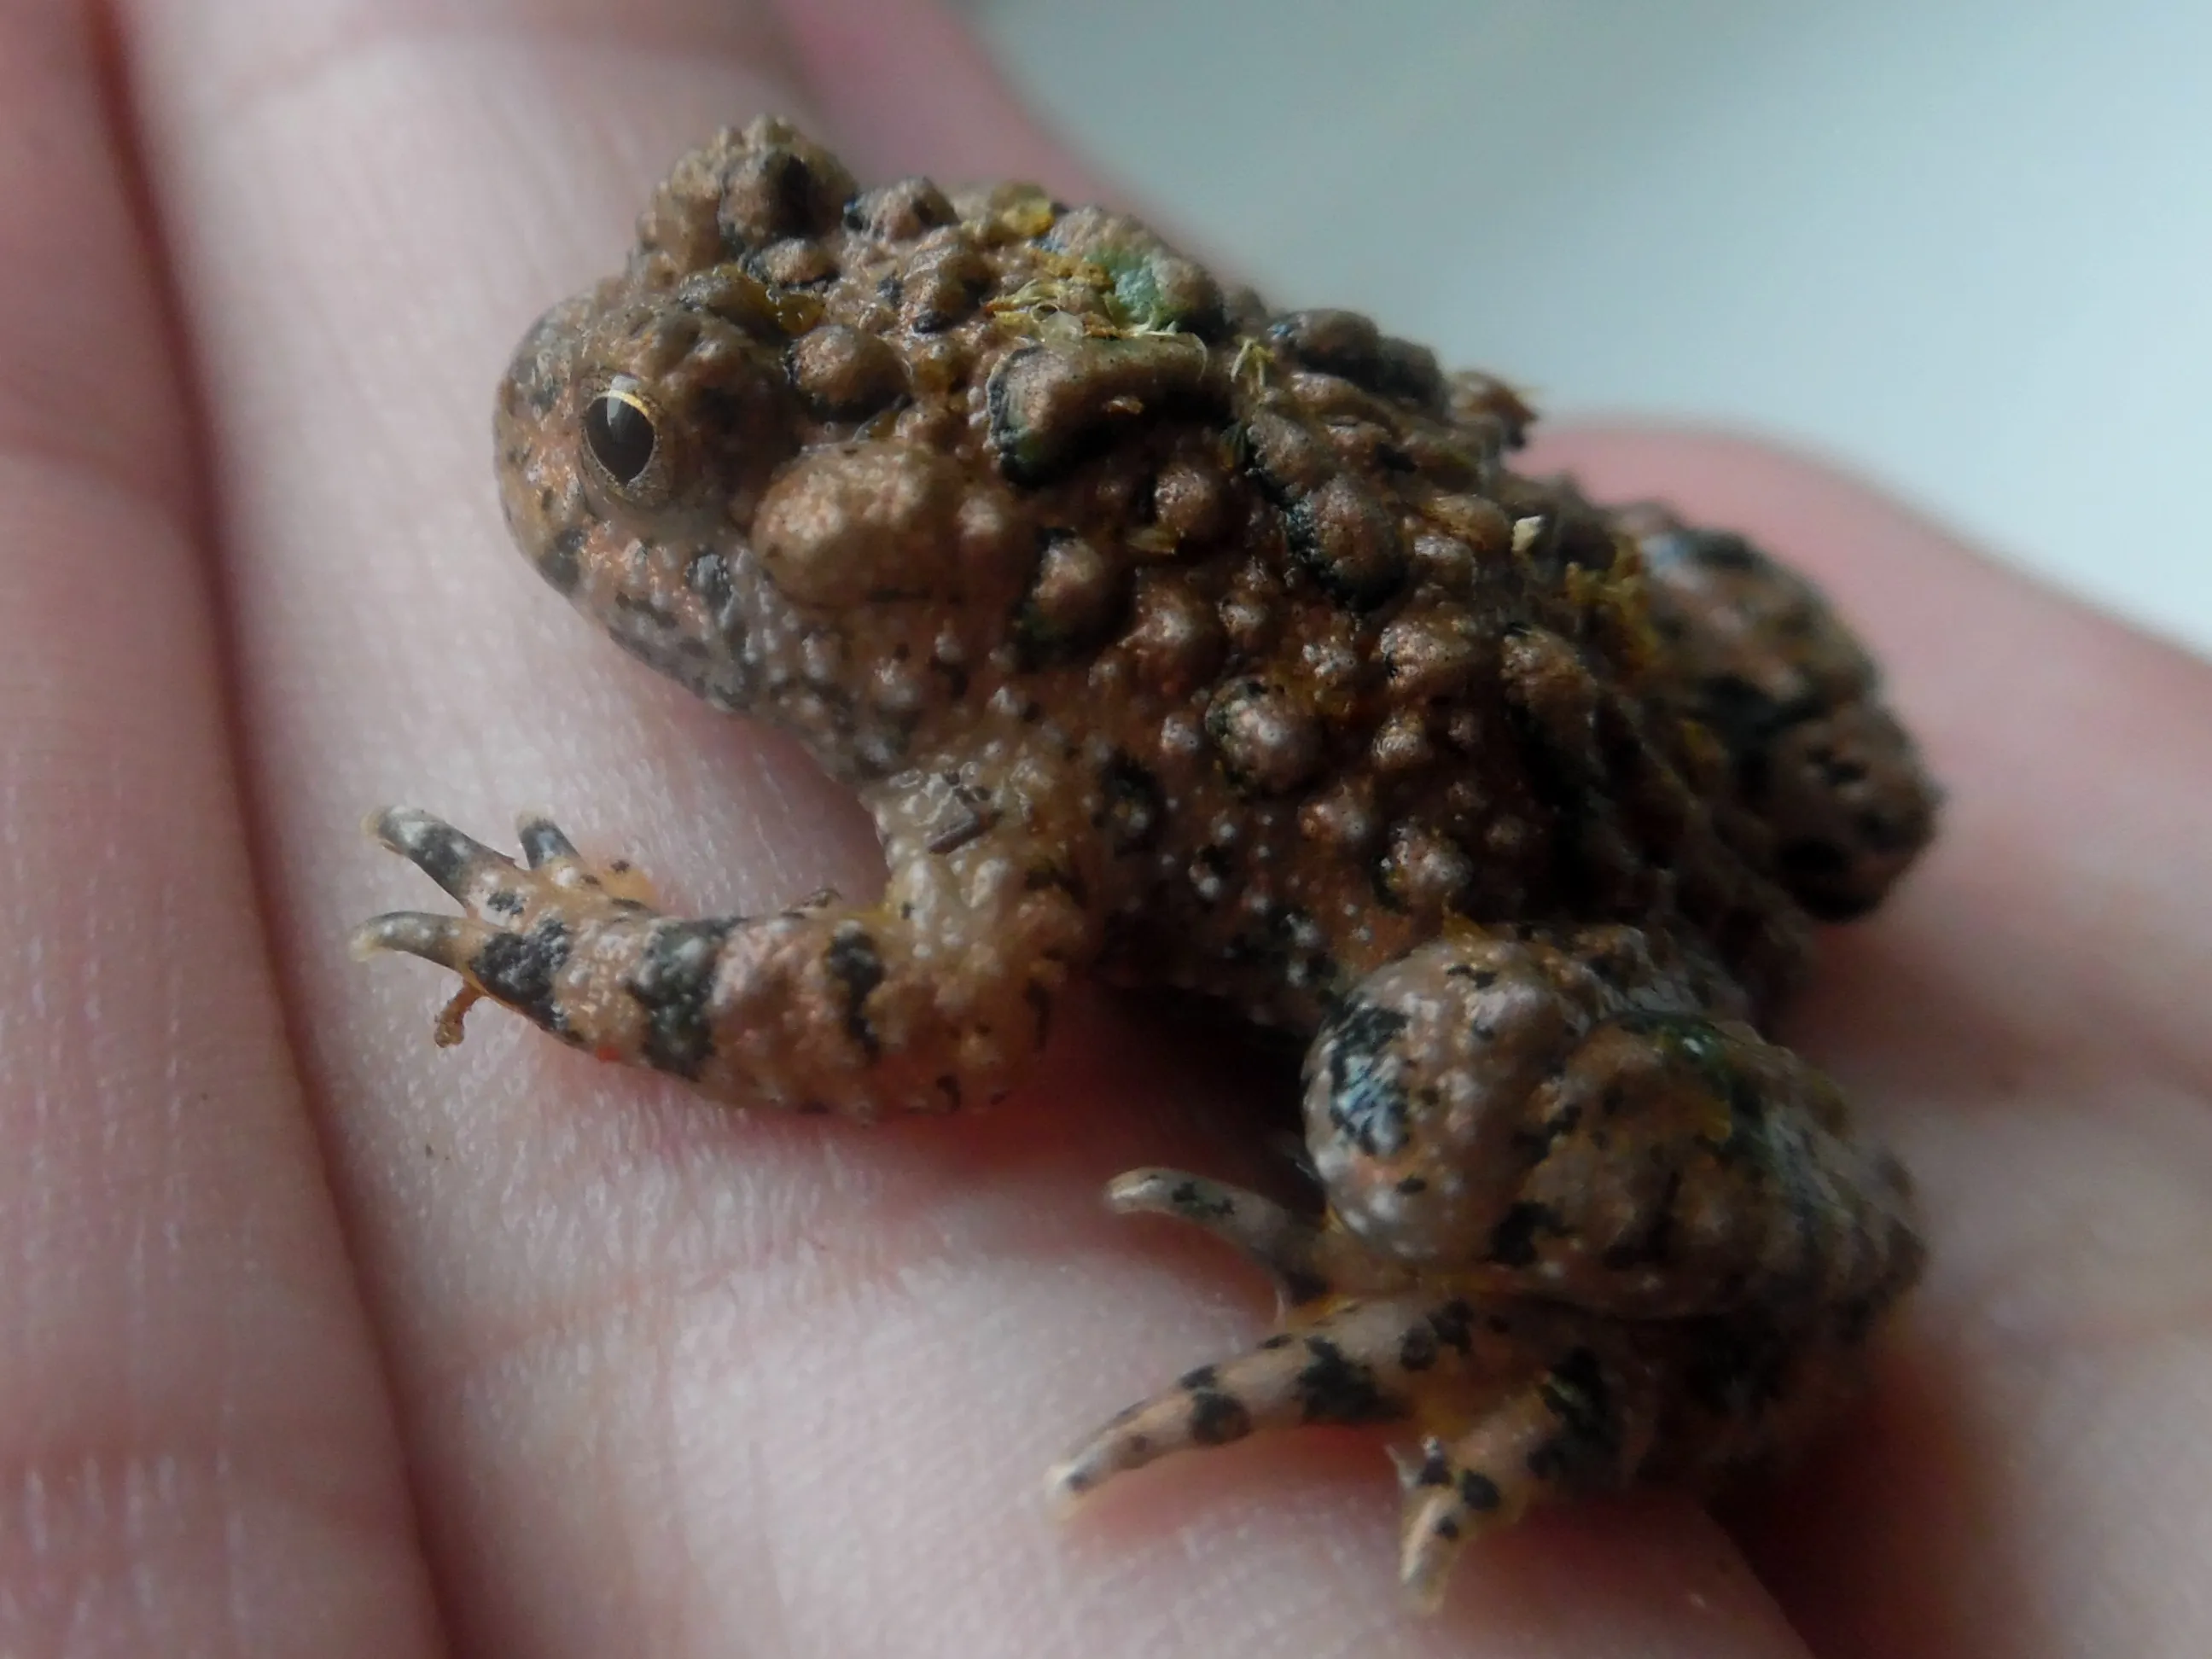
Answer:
354;806;1095;1116
1617;503;1940;919
1052;1170;1670;1607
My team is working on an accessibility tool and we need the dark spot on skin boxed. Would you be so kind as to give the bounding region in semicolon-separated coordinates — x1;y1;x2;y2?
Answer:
1296;1337;1395;1423
1778;838;1852;884
1511;1101;1581;1161
1395;1175;1428;1195
1281;492;1406;610
1656;528;1766;574
1457;1470;1502;1512
1399;1324;1439;1372
1601;1167;1682;1271
1780;839;1877;920
402;819;489;896
1280;1268;1331;1307
1026;980;1053;1046
484;888;525;918
1429;1300;1475;1355
1098;753;1166;853
685;550;734;612
1684;1314;1794;1422
1319;1000;1412;1158
1835;1295;1880;1347
1542;1350;1616;1443
844;177;956;239
625;918;735;1080
472;918;571;1033
1853;806;1920;853
1260;1334;1295;1351
925;811;990;856
1178;1365;1220;1391
1434;1516;1462;1542
1022;864;1090;906
1526;1348;1623;1484
541;524;585;595
1168;1179;1238;1223
1413;1447;1452;1487
1487;1201;1561;1267
935;1074;962;1110
1189;1391;1254;1446
1188;843;1234;905
824;923;886;1061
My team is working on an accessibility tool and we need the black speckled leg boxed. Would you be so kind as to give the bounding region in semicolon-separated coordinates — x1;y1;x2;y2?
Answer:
355;806;1092;1116
1057;1163;1690;1610
1394;1342;1658;1610
1099;1167;1382;1310
1047;1292;1435;1505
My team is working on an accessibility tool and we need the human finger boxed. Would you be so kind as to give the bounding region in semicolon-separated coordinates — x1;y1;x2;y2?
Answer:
0;1;445;1650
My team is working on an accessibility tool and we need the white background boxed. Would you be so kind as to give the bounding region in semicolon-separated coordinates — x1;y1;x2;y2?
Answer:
956;0;2212;655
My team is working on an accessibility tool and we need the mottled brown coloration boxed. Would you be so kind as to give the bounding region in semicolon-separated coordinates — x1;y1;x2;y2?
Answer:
354;119;1938;1604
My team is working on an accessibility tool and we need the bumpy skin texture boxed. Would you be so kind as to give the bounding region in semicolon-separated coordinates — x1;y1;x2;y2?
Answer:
356;118;1938;1605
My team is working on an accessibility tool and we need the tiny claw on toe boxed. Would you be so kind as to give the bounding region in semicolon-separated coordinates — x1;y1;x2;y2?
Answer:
1399;1477;1475;1614
1388;1438;1504;1609
1041;1453;1100;1519
515;812;578;868
1044;1398;1191;1515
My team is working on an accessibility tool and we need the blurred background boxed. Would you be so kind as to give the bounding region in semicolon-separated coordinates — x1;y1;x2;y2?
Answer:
952;0;2212;655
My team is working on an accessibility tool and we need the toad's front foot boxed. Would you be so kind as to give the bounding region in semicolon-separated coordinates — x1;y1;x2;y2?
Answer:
353;806;687;1060
354;806;1094;1115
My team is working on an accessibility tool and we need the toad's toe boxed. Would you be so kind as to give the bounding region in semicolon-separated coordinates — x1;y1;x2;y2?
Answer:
354;806;664;1051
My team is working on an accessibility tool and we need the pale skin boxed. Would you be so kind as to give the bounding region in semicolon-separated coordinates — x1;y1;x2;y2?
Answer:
1;0;2206;1654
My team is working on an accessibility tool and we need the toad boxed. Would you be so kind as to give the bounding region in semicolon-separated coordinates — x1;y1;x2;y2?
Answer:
356;118;1936;1605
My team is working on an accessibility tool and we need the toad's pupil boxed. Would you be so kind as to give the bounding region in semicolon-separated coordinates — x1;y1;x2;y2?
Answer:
585;392;657;485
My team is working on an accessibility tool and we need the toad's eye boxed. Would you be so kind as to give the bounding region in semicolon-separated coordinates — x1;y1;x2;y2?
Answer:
581;383;660;490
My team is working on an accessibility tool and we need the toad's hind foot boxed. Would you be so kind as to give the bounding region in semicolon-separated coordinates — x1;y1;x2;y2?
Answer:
1045;1290;1435;1504
1052;1167;1664;1608
1391;1354;1658;1610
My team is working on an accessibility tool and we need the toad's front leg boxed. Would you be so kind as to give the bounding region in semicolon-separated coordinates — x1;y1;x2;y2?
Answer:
354;806;1096;1116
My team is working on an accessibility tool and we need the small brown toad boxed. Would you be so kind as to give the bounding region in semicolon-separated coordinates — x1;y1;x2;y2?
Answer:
357;118;1936;1607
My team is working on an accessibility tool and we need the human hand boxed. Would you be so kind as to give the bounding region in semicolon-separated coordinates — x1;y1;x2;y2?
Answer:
3;1;2204;1654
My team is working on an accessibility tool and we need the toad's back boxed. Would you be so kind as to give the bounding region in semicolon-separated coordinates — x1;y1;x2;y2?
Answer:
492;119;1932;1040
